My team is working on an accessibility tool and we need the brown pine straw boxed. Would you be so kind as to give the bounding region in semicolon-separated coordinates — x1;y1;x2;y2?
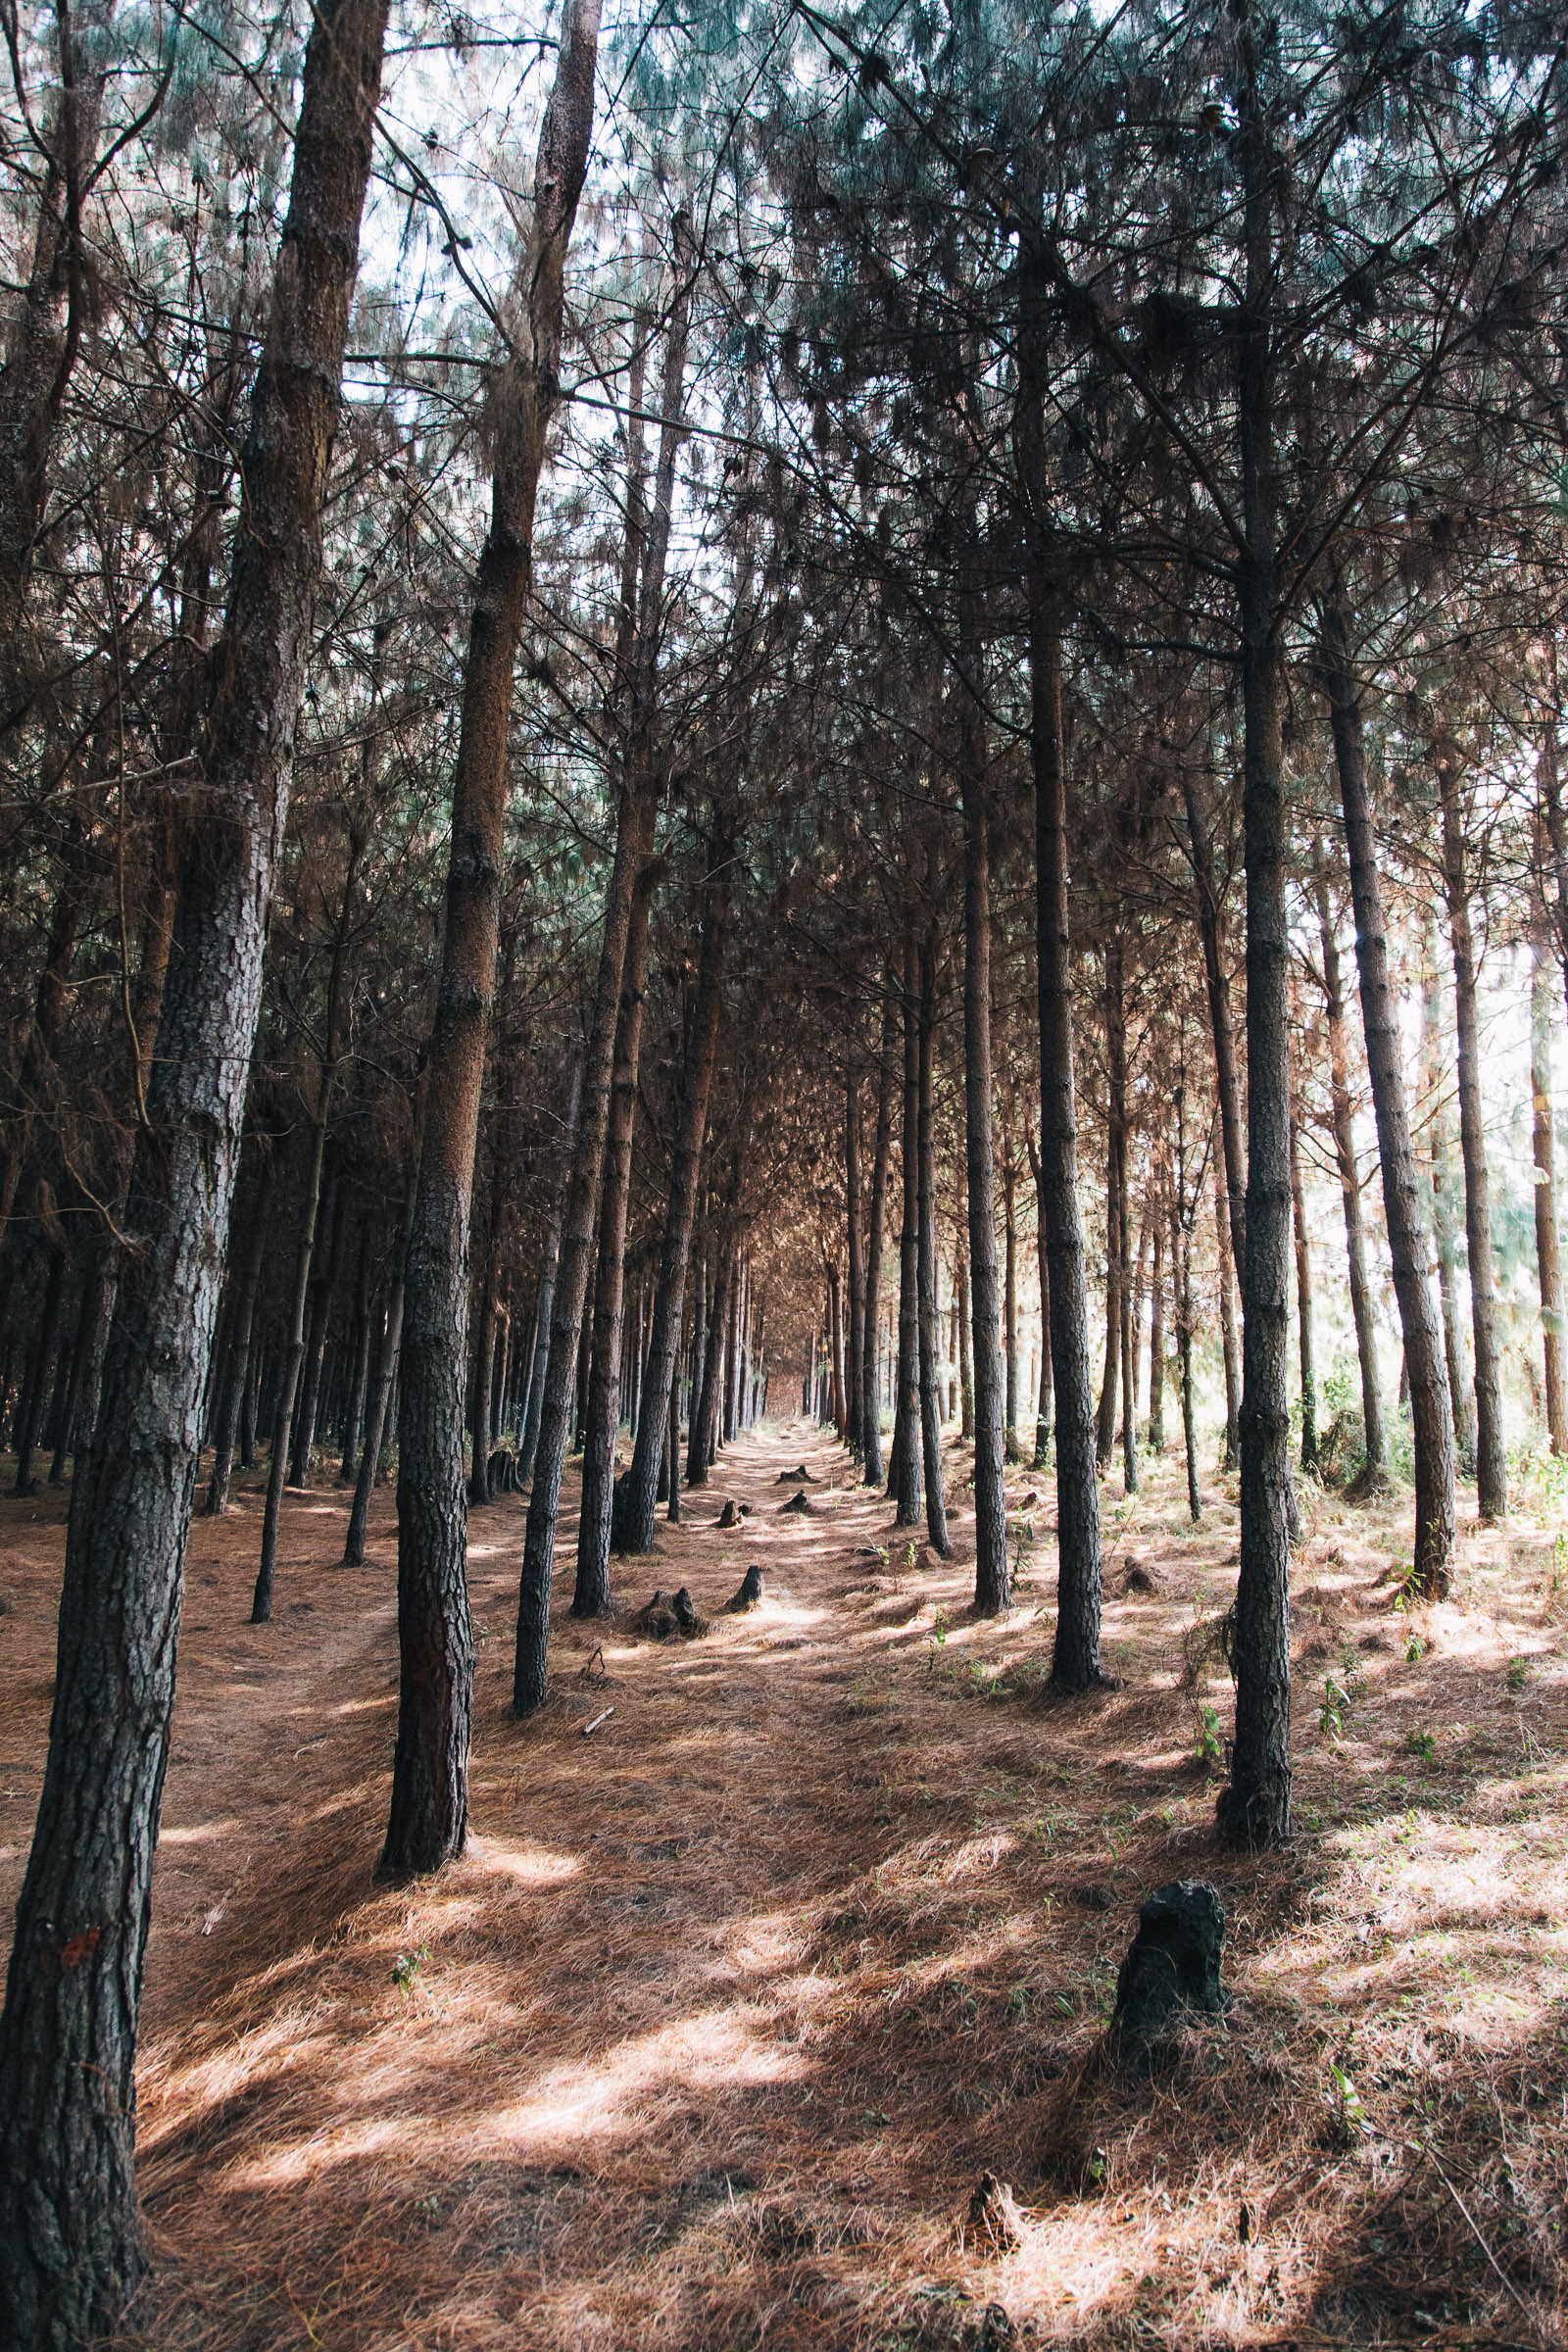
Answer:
3;1424;1568;2348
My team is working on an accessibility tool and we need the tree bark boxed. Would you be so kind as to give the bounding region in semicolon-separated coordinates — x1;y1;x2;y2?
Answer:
1290;1087;1318;1474
1323;597;1454;1592
1002;1098;1020;1460
344;1144;419;1568
572;857;658;1610
860;997;894;1485
1439;757;1507;1519
687;1165;740;1487
1148;1195;1164;1454
14;1238;66;1497
205;1148;275;1514
1313;853;1387;1471
1182;773;1248;1282
1532;915;1567;1455
290;1171;344;1486
1213;1146;1241;1469
513;202;692;1724
916;928;951;1556
339;1215;374;1484
616;814;730;1552
956;616;1008;1616
518;1056;581;1484
1421;928;1477;1475
845;1067;865;1460
890;927;922;1522
0;5;388;2333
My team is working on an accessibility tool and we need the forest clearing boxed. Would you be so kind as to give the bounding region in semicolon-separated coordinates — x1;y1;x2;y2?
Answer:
4;1421;1568;2348
3;0;1568;2342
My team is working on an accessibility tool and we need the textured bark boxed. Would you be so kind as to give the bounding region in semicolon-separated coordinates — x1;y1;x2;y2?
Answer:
1290;1093;1318;1475
916;930;951;1557
1422;934;1477;1474
1183;774;1248;1282
253;838;361;1623
0;5;388;2335
845;1070;865;1460
344;1152;419;1568
513;206;693;1722
1532;919;1567;1455
616;822;731;1552
1440;762;1507;1520
1213;1149;1241;1469
860;1001;894;1485
1313;856;1386;1470
1219;105;1293;1854
339;1218;373;1484
1095;1073;1120;1470
1147;1202;1164;1455
391;0;600;1835
0;0;115;684
290;1172;344;1486
1002;1105;1020;1459
572;858;657;1612
956;1245;974;1441
14;1239;66;1496
1028;602;1102;1685
1324;602;1454;1592
205;1149;275;1514
689;1209;737;1483
518;1059;580;1484
1027;1132;1054;1467
890;928;922;1522
956;622;1008;1616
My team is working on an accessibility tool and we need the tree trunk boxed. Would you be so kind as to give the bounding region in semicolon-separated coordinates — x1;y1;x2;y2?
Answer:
616;817;731;1551
1323;595;1454;1593
253;835;362;1623
860;998;893;1485
687;1168;740;1487
1096;1070;1120;1469
1421;928;1477;1474
1440;759;1507;1520
1148;1200;1164;1454
1290;1088;1318;1475
1220;105;1293;1854
513;199;691;1724
956;617;1008;1616
518;1056;581;1484
290;1171;344;1486
1213;1147;1241;1469
1027;599;1102;1685
845;1068;865;1460
956;1246;974;1443
1532;917;1567;1455
1313;854;1387;1471
917;929;951;1556
344;1146;419;1568
0;5;389;2334
573;858;658;1611
13;1239;66;1497
1182;773;1248;1282
205;1149;275;1514
1002;1106;1019;1460
890;928;922;1522
339;1217;373;1484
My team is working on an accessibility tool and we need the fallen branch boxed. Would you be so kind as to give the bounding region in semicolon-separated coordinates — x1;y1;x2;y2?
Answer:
581;1706;615;1738
1411;2139;1544;2342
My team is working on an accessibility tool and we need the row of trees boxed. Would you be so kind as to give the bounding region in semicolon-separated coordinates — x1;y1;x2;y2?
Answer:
0;0;1566;2341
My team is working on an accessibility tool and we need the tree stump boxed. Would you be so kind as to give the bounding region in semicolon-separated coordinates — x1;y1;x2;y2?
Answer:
1110;1880;1227;2063
776;1464;817;1483
779;1491;814;1515
716;1499;739;1529
725;1565;763;1612
963;2171;1025;2254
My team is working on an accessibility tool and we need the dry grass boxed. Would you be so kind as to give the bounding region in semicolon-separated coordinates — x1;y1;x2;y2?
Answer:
2;1423;1567;2349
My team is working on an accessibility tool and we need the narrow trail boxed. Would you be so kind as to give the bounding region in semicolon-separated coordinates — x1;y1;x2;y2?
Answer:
4;1418;1565;2347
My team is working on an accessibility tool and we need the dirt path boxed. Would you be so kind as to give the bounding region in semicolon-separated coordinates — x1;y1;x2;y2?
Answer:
3;1420;1567;2348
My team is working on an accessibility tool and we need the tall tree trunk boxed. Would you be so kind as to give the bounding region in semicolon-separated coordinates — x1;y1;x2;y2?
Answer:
1147;1194;1164;1455
13;1238;66;1496
345;1146;420;1568
845;1068;865;1459
890;929;922;1522
956;1245;974;1443
0;0;115;686
0;6;389;2334
290;1172;344;1486
956;616;1008;1616
572;858;658;1611
339;1216;373;1484
616;819;731;1551
253;836;363;1623
205;1149;275;1514
1096;1072;1120;1468
1422;928;1477;1474
1220;91;1293;1854
860;998;893;1485
1439;758;1507;1520
1323;595;1454;1593
1002;1103;1019;1460
687;1168;740;1487
1182;773;1248;1282
1290;1089;1318;1475
1532;915;1567;1455
1313;854;1387;1472
1213;1148;1241;1468
518;1056;581;1484
512;200;692;1724
917;929;951;1557
1029;599;1102;1685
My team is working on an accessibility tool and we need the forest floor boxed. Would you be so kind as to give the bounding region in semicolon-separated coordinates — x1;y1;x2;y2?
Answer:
3;1422;1568;2350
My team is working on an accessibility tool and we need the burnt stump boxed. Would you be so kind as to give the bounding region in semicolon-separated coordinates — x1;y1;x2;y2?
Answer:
1110;1879;1227;2058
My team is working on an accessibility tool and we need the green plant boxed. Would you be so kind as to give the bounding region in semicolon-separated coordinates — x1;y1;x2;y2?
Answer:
1326;2060;1369;2146
1404;1728;1437;1764
1506;1656;1529;1692
1195;1702;1224;1774
1319;1674;1352;1740
1405;1630;1426;1663
392;1941;431;1995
